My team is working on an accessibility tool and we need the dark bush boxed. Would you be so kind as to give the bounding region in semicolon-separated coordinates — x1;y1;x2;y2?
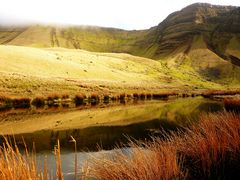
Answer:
119;93;126;104
133;93;139;100
0;95;12;111
90;93;100;105
140;93;145;100
224;98;240;112
12;98;31;109
74;94;86;106
103;95;110;104
47;94;60;108
152;93;169;100
31;97;45;108
146;94;152;100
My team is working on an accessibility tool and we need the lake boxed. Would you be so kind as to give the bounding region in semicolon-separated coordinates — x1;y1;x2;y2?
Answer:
0;96;223;179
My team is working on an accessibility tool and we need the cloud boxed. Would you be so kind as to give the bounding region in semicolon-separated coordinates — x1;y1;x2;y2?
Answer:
0;0;239;30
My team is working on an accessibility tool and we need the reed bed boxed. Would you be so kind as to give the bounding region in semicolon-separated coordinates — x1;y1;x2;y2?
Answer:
202;89;240;98
0;112;240;179
89;93;100;105
74;94;87;106
224;98;240;112
88;112;240;179
103;94;110;103
12;97;31;109
0;137;43;179
31;96;45;108
88;142;186;180
0;95;12;111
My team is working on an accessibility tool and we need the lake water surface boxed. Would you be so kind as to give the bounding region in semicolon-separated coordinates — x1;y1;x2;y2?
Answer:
0;97;223;179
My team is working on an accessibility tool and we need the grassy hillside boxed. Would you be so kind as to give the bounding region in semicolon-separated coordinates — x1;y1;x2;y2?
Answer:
0;45;178;97
0;4;239;61
0;3;239;94
0;45;239;97
2;25;155;57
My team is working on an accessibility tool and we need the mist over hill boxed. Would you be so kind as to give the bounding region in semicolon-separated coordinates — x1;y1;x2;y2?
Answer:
0;3;240;92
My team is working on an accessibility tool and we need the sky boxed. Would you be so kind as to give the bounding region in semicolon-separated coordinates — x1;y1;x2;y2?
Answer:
0;0;239;30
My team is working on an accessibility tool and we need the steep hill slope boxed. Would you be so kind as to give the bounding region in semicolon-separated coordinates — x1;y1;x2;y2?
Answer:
0;3;240;92
1;3;239;60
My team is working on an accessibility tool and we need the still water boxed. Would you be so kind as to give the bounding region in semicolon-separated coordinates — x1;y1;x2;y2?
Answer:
0;97;223;179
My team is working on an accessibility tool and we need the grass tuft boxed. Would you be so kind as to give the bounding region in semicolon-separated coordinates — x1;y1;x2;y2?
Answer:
47;94;60;108
74;94;87;106
103;94;110;104
12;97;31;109
31;96;45;108
224;98;240;112
88;112;240;179
0;95;13;111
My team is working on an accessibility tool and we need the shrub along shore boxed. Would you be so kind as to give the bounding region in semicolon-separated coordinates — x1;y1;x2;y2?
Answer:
0;89;240;112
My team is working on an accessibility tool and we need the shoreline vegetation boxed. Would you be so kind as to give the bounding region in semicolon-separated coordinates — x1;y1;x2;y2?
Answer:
0;99;240;179
0;89;240;113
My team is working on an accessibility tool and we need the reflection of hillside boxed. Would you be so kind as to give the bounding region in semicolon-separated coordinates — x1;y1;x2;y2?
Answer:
0;97;223;151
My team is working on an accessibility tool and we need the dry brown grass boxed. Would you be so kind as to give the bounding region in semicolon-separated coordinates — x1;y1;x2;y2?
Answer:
140;93;146;100
54;140;63;180
12;97;31;109
133;93;139;100
74;93;87;106
103;94;110;103
0;137;44;179
47;93;61;108
202;89;240;98
224;98;240;112
88;142;185;180
0;95;12;111
89;93;100;105
88;112;240;179
177;112;240;179
0;137;84;180
31;96;45;108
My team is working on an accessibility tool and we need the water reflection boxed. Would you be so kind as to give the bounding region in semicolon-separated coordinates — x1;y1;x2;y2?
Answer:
1;97;223;152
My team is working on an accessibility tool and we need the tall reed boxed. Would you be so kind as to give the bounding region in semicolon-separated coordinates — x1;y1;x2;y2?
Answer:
88;112;240;179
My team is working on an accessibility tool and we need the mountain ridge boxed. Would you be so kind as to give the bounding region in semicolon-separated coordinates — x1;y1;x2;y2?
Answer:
0;3;240;89
0;3;239;59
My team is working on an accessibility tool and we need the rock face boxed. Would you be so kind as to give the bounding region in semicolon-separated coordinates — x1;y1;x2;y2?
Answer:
147;3;240;59
0;3;239;62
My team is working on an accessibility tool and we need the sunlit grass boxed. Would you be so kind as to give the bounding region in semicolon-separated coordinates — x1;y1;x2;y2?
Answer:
88;112;240;179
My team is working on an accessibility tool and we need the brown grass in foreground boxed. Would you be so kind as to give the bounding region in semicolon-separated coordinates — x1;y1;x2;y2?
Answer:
88;143;186;180
0;138;43;179
1;112;240;179
0;138;69;180
88;112;240;179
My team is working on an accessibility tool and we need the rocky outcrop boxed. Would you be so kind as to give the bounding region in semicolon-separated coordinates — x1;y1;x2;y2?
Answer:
151;3;239;58
0;3;239;63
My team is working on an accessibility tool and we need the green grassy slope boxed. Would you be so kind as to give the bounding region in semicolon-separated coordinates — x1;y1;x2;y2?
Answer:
0;3;239;93
0;45;181;96
162;35;240;87
3;25;156;57
1;45;239;97
1;4;239;60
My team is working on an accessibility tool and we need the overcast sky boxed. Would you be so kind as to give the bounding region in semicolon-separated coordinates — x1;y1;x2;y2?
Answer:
0;0;239;30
